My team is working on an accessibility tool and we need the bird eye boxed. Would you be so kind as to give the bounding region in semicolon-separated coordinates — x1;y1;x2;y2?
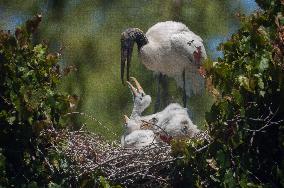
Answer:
151;117;158;124
182;126;188;133
141;93;144;97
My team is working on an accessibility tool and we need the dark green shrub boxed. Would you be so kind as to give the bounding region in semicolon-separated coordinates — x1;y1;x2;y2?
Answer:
0;15;70;186
174;0;284;187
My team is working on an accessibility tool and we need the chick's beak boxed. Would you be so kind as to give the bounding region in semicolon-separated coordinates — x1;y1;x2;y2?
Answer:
126;81;138;96
130;77;145;94
121;35;134;84
123;115;130;124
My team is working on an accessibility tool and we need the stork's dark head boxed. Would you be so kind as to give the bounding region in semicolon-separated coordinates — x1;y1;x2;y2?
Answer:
121;28;148;84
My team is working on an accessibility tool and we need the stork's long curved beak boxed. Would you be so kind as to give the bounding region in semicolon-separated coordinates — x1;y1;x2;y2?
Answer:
121;35;134;84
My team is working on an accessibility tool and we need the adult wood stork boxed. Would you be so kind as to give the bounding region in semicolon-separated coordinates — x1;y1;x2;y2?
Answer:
121;21;207;107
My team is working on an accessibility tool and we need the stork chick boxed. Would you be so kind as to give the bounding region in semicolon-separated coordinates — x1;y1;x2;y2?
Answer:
121;115;156;149
122;77;199;147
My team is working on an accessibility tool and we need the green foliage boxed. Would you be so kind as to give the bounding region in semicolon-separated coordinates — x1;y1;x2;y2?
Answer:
99;176;123;188
0;15;118;188
0;15;71;186
176;1;284;187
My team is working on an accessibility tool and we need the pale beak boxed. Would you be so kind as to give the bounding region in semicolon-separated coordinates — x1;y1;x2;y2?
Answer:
130;77;145;94
123;115;130;124
126;81;138;96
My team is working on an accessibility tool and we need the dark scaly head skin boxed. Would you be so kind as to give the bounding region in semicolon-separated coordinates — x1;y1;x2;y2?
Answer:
120;28;148;84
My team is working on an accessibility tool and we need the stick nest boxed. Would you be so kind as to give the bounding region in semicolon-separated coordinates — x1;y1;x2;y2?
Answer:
41;128;180;187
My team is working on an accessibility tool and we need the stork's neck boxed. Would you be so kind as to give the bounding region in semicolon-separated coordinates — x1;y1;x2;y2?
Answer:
125;28;148;50
133;29;148;50
130;105;143;119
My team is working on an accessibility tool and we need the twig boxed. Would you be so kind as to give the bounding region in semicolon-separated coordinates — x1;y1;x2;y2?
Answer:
36;146;55;173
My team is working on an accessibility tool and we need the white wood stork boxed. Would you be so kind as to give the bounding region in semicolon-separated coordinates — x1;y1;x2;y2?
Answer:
121;77;199;148
121;21;207;107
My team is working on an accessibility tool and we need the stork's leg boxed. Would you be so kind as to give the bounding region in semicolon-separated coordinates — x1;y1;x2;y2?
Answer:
183;69;187;108
160;74;169;108
154;73;162;112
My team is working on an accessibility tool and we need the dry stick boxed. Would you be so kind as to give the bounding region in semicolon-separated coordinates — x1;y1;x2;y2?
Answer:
138;174;168;183
22;174;30;184
196;142;212;152
108;154;171;179
111;157;173;183
0;95;11;105
118;150;172;172
104;144;170;175
102;144;171;176
245;107;283;133
36;146;55;173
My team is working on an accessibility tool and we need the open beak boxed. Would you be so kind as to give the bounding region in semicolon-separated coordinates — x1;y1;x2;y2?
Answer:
121;36;134;84
130;77;145;94
126;81;138;96
126;77;145;97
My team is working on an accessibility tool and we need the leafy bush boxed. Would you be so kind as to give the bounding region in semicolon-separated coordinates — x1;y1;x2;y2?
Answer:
174;0;284;187
0;15;71;186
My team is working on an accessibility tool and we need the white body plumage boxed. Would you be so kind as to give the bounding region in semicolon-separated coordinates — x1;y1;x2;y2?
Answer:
121;129;156;149
139;21;207;97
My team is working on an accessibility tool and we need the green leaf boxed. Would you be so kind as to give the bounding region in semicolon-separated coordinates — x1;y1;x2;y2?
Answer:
48;182;61;188
259;56;269;72
279;17;284;25
7;116;16;125
237;75;252;91
259;90;265;97
258;78;264;89
223;169;236;188
99;176;111;188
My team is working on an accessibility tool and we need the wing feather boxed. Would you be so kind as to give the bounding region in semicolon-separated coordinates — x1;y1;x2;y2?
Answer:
170;32;207;97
